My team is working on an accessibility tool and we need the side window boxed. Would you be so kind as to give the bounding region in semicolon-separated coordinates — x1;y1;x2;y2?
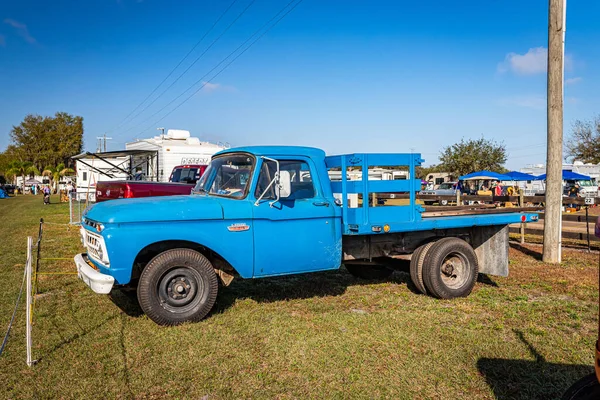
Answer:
82;172;87;182
255;161;277;199
255;160;316;200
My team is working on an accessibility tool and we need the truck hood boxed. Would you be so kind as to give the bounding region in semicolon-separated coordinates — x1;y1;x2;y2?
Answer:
84;195;224;224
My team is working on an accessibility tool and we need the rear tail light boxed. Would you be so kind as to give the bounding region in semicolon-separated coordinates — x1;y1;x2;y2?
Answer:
124;184;134;198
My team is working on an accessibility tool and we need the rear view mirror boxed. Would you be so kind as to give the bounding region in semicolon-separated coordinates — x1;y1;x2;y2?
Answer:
277;171;291;199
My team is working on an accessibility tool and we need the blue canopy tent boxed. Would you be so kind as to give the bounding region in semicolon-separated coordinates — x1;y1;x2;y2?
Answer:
503;171;538;181
536;170;592;181
459;170;512;181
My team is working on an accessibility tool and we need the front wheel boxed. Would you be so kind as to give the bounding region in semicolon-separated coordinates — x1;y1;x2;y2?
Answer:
137;248;218;326
345;264;393;280
422;237;478;299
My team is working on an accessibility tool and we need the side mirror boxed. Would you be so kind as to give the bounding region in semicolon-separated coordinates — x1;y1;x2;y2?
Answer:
277;170;291;199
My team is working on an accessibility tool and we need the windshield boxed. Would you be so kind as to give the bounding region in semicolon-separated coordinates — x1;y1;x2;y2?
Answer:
171;167;199;183
192;154;254;198
439;183;453;189
577;180;594;187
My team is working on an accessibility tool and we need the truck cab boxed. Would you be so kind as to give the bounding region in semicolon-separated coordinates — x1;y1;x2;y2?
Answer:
75;146;537;326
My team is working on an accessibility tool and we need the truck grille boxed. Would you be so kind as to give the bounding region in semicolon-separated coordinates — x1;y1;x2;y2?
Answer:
85;230;106;264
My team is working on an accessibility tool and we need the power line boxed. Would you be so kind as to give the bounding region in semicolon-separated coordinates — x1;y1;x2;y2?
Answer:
122;0;303;138
123;0;258;128
108;0;239;133
139;0;304;135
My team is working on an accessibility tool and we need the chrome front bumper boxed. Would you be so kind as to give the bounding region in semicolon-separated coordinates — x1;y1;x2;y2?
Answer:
74;253;114;294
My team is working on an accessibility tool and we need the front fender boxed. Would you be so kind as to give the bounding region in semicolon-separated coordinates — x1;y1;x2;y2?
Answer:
102;219;254;284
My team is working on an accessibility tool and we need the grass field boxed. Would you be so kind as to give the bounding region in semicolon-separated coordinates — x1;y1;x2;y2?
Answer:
0;195;598;399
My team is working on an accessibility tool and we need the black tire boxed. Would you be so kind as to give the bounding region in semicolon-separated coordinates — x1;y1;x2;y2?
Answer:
409;241;436;294
423;201;434;206
422;237;478;299
137;248;218;326
561;374;600;400
345;264;393;280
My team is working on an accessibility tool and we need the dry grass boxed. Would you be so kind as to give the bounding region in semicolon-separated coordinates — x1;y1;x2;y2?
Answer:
0;195;598;399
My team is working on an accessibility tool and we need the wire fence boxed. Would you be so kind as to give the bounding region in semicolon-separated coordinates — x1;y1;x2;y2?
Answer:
0;218;77;366
69;192;93;225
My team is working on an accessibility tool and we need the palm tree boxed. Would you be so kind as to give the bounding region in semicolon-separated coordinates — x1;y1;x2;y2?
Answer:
42;163;75;193
8;161;40;193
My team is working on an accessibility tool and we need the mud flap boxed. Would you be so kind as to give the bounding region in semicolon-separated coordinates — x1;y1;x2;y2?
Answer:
471;225;509;277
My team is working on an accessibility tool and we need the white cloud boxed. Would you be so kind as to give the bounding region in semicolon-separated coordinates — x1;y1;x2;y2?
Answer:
565;77;582;85
498;47;574;75
566;97;580;105
498;95;546;110
0;34;5;47
199;81;235;94
498;47;547;75
202;82;221;92
4;18;36;44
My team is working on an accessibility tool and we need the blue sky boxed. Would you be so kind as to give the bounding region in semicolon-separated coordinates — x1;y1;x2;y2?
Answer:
0;0;598;169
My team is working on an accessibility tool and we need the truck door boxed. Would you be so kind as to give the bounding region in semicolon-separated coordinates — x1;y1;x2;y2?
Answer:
252;157;341;277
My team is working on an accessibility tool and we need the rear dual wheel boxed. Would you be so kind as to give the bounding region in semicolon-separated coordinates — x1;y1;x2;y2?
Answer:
410;238;478;299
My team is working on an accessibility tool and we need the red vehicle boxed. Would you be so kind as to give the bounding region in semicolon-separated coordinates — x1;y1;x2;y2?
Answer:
95;165;206;202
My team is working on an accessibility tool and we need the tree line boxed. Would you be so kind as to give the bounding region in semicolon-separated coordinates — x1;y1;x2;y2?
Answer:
417;115;599;180
0;112;84;189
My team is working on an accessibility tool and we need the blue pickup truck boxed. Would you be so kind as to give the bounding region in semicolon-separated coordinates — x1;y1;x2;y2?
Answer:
75;146;537;325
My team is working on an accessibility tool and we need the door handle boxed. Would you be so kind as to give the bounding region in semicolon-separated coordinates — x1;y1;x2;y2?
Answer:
313;201;330;207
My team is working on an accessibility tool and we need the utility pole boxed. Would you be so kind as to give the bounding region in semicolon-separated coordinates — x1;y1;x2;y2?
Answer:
543;0;566;263
96;134;113;153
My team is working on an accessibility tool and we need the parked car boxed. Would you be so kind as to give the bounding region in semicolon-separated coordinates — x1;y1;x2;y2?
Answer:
419;182;457;205
563;179;599;197
3;184;16;195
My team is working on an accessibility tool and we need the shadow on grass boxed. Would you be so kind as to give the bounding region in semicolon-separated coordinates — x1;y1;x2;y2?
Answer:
37;314;118;364
108;261;503;319
477;274;499;287
477;330;593;400
214;267;416;315
107;268;416;318
509;242;543;261
109;289;144;318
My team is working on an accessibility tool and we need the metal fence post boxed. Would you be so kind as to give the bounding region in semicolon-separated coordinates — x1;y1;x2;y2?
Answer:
69;191;73;224
586;205;591;252
519;191;526;244
26;236;33;367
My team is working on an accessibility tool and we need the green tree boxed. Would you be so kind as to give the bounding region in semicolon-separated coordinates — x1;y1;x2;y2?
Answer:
42;163;75;192
8;161;40;192
9;112;83;171
438;138;507;177
565;116;600;163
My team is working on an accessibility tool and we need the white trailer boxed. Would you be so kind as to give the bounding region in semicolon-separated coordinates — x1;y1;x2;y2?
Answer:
126;129;226;183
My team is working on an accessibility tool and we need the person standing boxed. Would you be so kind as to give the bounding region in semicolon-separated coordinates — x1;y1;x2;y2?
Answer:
568;183;581;209
494;181;503;197
43;186;51;205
